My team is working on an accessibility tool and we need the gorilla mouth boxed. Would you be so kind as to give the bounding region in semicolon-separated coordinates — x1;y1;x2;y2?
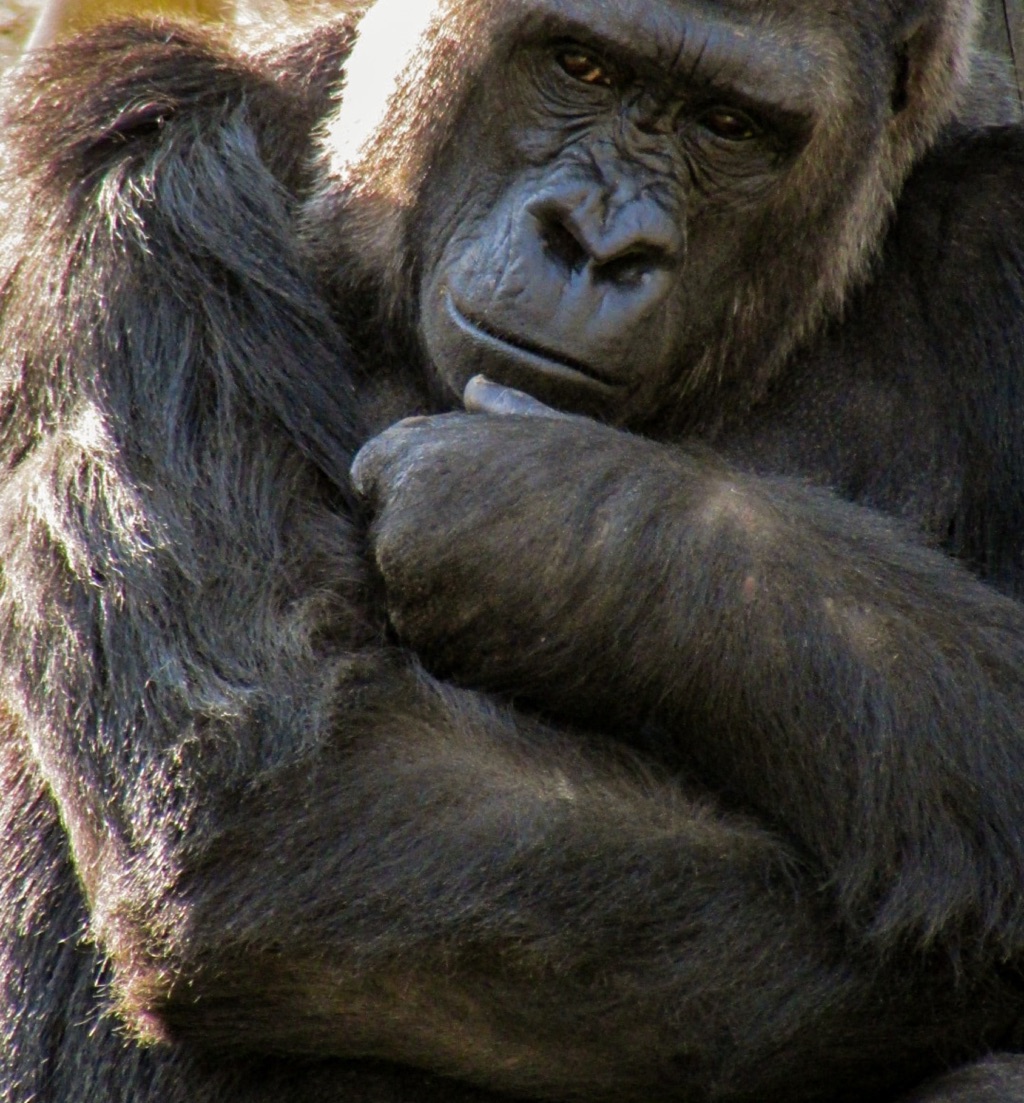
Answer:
446;294;624;397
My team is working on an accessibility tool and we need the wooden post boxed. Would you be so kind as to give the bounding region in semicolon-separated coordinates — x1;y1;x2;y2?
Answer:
1002;0;1024;104
979;0;1024;112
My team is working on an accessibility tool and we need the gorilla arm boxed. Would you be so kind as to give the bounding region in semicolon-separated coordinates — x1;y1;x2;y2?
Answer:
4;23;996;1103
353;397;1024;964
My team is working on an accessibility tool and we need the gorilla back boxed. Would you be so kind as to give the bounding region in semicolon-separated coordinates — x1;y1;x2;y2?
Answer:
3;2;1024;1103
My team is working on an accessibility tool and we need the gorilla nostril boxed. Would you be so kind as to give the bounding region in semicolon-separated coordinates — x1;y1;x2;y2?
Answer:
532;199;674;289
594;248;663;288
538;213;590;275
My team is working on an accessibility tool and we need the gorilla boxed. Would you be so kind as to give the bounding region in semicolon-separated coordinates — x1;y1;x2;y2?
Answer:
2;1;1024;1101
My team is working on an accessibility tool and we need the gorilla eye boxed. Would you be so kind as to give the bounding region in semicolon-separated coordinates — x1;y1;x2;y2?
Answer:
557;49;615;87
697;106;761;142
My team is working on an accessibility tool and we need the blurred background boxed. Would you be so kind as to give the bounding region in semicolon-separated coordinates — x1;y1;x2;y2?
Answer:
0;0;38;63
0;0;311;66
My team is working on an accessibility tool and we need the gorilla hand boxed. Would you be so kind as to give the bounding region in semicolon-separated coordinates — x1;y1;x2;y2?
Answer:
350;391;683;701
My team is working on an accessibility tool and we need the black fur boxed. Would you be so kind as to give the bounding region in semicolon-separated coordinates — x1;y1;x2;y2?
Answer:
2;3;1024;1102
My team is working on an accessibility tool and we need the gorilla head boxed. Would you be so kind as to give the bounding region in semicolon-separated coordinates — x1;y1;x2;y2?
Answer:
309;0;978;423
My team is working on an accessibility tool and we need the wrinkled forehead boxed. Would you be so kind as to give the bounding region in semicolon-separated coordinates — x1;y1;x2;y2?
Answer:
423;0;896;132
352;0;970;86
489;0;848;97
333;0;863;181
359;0;889;42
433;0;900;49
356;0;913;107
328;0;974;196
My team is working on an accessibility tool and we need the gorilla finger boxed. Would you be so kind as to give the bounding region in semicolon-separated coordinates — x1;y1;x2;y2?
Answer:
350;416;459;500
350;416;435;497
464;375;569;419
350;435;402;501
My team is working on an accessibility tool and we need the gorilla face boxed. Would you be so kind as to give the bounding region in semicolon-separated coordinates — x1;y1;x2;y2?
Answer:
407;0;958;422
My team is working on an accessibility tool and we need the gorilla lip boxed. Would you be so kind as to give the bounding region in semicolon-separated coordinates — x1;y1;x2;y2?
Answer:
445;293;624;397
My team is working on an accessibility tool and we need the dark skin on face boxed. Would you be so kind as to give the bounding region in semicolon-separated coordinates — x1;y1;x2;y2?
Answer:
414;0;872;424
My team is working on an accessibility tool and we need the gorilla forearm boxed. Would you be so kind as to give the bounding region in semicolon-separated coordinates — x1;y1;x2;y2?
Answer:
133;671;807;1084
356;411;1024;955
88;660;1021;1100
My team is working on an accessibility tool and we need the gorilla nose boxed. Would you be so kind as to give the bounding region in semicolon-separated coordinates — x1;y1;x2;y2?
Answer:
529;195;682;290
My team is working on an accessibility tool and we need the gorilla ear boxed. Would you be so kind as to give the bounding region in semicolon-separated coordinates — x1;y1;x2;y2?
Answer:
883;1;979;154
891;6;943;118
891;34;916;114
